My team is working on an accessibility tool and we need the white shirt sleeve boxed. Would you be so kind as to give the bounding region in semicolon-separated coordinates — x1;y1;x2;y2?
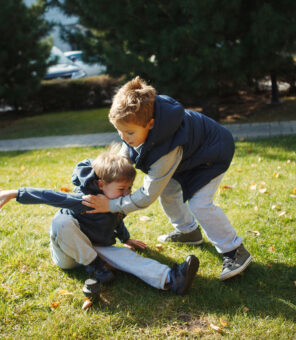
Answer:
109;146;183;214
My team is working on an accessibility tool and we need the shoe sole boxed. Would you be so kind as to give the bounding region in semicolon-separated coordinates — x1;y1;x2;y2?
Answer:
177;256;200;295
220;255;252;281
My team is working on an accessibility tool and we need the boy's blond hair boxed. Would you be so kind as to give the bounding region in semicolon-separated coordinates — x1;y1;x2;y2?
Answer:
109;76;156;127
92;147;136;184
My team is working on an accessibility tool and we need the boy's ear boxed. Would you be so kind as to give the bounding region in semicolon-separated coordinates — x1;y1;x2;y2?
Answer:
98;179;104;190
148;118;155;130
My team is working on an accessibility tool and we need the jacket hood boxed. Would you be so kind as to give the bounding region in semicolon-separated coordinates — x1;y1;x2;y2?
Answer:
71;158;102;195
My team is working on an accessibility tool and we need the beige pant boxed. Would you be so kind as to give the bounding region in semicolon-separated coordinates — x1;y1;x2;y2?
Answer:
50;212;170;289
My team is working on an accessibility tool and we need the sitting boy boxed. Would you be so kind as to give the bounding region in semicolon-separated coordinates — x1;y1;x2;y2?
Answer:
0;151;199;295
82;77;252;281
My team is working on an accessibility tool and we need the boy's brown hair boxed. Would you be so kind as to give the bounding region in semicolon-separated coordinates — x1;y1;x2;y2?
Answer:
92;147;136;184
109;76;156;127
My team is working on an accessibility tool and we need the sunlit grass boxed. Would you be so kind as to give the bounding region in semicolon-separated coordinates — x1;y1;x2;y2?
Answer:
0;137;295;338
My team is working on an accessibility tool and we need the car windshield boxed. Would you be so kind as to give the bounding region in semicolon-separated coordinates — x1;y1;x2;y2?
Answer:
49;46;72;65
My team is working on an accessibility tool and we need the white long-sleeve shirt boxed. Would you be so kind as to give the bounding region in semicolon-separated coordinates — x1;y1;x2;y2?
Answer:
109;144;183;214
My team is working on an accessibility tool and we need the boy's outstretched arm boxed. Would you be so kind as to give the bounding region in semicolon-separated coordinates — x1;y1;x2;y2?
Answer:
0;190;17;209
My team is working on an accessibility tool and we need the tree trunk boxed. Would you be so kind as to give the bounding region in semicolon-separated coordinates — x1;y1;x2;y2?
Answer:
270;72;280;104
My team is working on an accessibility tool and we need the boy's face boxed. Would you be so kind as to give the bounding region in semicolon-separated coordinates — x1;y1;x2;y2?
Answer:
98;179;133;199
113;119;154;147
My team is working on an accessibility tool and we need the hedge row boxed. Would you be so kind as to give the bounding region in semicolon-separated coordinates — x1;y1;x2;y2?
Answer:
23;75;122;113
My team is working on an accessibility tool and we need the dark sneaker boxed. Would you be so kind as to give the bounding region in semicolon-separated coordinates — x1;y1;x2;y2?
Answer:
168;255;199;295
85;256;115;284
220;244;252;281
158;227;203;245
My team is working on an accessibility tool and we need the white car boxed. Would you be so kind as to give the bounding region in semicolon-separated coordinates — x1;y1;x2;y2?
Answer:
45;46;86;80
64;51;106;76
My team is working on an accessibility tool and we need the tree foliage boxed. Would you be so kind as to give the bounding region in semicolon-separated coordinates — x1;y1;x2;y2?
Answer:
57;0;296;102
0;0;53;110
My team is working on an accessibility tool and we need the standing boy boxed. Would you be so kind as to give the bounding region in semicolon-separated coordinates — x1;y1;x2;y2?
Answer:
82;77;252;281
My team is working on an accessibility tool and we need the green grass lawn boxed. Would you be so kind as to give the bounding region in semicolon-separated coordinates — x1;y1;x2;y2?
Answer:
0;108;115;140
0;137;295;339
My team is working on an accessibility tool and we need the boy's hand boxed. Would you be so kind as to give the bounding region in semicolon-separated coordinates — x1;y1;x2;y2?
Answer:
0;190;18;209
124;239;147;251
82;194;110;213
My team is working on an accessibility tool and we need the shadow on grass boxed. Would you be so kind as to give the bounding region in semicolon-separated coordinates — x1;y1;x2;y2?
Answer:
64;247;296;326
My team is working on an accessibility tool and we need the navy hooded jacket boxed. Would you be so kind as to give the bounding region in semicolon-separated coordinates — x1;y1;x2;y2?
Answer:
127;95;235;201
16;159;130;246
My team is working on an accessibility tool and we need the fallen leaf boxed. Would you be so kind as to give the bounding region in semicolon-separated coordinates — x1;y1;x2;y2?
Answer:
82;298;92;310
250;183;257;190
210;323;222;333
251;163;257;168
272;172;280;178
58;289;73;296
248;230;260;236
248;149;253;153
219;318;229;327
61;187;71;192
193;327;202;333
259;187;267;194
51;301;60;309
155;244;163;250
278;211;286;217
222;185;232;189
269;246;276;252
20;265;29;273
242;307;250;312
139;215;151;222
272;204;280;210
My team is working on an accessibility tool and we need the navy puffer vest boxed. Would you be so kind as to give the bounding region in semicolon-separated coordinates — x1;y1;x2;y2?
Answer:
127;95;234;201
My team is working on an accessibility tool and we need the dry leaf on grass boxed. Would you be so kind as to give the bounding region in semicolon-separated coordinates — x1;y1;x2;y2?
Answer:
269;246;276;252
155;244;163;250
210;323;222;333
139;216;151;222
82;298;92;310
259;187;267;194
61;187;71;192
248;230;260;236
219;318;229;327
248;149;253;153
222;185;232;189
58;289;73;296
50;301;60;309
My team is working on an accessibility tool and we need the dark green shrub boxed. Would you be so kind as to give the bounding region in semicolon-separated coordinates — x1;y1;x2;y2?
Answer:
23;75;121;113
